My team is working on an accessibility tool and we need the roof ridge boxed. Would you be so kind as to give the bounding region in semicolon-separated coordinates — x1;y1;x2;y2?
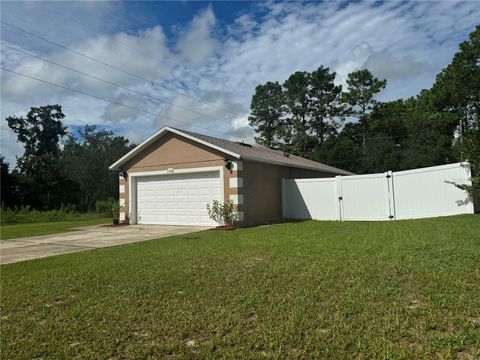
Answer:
177;127;253;146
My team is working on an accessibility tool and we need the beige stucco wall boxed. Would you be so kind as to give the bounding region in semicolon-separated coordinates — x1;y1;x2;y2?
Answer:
123;132;226;172
241;160;335;226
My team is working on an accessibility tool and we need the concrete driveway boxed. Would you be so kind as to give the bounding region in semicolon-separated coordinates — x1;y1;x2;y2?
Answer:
0;224;208;265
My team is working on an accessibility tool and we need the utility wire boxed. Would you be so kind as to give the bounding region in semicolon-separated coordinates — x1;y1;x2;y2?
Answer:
0;67;232;138
0;20;241;117
0;42;231;125
44;5;165;64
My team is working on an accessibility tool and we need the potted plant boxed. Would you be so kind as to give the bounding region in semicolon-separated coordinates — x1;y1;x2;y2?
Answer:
206;200;239;229
111;201;120;225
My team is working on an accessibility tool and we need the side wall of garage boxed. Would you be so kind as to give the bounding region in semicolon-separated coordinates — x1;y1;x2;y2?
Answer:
241;161;336;226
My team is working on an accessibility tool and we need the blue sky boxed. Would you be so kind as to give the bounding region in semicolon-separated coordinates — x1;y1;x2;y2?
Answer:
1;1;479;165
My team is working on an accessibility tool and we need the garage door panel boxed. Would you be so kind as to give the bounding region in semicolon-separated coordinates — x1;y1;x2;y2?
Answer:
200;215;211;223
176;188;188;196
136;171;221;226
177;201;187;209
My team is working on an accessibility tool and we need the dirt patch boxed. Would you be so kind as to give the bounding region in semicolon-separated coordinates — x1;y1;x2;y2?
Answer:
211;225;239;231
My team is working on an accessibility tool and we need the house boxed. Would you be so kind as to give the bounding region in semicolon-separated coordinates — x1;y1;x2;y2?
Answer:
109;127;351;227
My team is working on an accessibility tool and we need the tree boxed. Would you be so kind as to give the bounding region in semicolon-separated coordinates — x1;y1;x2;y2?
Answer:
61;125;134;210
401;91;457;170
454;130;480;203
361;100;408;172
342;69;387;154
465;131;480;202
283;71;312;156
6;105;76;209
0;156;20;208
248;82;284;148
308;66;344;146
431;25;480;154
314;122;363;173
6;105;66;167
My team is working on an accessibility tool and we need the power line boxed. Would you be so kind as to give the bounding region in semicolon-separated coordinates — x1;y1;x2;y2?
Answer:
0;20;241;117
0;67;232;138
44;5;166;64
0;42;231;125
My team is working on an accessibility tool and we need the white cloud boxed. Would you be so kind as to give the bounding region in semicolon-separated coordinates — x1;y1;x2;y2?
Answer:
2;25;171;99
1;1;125;52
176;6;219;65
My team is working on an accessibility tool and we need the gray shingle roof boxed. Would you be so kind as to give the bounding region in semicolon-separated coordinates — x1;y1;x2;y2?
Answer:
176;128;353;175
110;126;353;174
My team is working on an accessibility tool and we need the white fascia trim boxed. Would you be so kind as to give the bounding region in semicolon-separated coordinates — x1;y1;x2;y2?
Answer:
129;166;224;177
109;127;240;170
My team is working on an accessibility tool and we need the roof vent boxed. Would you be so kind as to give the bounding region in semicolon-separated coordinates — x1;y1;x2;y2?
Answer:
237;141;252;147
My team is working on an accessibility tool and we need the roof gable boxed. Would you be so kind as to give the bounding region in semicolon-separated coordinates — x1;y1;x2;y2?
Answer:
123;132;226;170
109;127;240;170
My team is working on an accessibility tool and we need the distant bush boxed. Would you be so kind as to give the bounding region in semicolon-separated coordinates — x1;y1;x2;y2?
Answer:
95;199;118;217
1;204;112;225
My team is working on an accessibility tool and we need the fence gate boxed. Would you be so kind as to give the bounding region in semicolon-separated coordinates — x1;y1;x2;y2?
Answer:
339;172;395;221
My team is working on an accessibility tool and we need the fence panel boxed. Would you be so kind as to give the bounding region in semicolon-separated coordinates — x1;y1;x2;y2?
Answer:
340;173;392;221
392;163;474;219
282;178;338;220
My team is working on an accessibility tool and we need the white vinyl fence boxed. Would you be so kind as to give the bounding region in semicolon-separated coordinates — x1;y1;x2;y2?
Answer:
282;162;474;221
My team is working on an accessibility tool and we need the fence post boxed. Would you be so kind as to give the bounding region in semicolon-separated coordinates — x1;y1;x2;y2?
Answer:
386;170;396;220
335;175;343;221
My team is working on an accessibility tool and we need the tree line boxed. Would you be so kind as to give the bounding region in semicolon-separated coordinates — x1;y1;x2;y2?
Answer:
1;105;134;211
248;26;480;180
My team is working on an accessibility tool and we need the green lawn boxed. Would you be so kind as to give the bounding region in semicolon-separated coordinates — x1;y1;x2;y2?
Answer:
1;216;479;359
1;218;110;240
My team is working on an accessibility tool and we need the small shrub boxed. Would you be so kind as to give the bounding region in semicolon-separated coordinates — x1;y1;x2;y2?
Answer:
111;201;120;220
206;200;238;226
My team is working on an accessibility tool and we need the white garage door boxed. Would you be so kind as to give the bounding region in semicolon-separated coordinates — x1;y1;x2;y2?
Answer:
136;171;222;226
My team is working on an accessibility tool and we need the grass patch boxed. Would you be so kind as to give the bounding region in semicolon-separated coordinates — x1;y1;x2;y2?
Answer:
1;218;110;240
1;215;479;358
1;206;113;225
